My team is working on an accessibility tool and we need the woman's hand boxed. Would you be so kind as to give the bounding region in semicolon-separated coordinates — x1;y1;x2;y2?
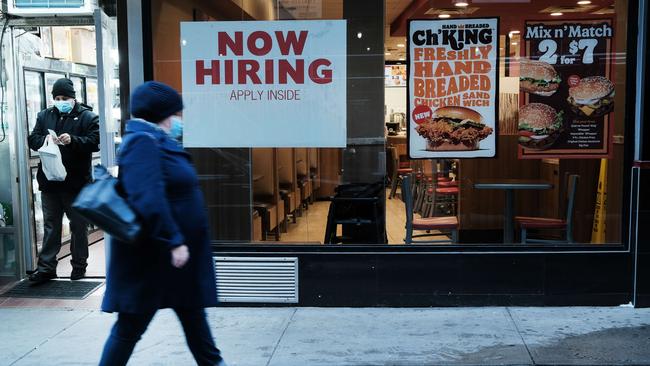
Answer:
171;245;190;268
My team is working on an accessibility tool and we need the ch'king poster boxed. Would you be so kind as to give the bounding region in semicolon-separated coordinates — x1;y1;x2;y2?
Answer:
408;18;498;159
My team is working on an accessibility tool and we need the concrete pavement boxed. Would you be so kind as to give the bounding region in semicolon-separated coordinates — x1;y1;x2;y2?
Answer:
0;306;649;365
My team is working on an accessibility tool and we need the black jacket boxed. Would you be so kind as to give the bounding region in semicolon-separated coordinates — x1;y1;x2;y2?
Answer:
28;103;100;193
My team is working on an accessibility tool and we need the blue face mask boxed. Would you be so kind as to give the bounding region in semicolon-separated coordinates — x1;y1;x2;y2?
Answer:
53;100;74;114
169;116;183;142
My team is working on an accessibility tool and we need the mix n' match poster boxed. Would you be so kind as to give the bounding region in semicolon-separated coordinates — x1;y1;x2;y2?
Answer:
407;18;498;159
519;19;615;159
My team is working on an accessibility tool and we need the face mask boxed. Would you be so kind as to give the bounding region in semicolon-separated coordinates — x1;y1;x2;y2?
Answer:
169;116;183;142
53;100;74;114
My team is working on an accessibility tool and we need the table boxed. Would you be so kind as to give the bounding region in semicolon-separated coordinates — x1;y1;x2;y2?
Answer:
473;179;553;243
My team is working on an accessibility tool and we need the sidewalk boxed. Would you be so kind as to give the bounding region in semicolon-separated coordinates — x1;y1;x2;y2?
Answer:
1;305;649;365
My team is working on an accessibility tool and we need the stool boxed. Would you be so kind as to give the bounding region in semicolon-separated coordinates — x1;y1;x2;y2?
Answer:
253;200;279;240
297;174;311;210
310;169;319;203
252;210;263;241
389;168;413;199
437;180;459;188
279;189;296;232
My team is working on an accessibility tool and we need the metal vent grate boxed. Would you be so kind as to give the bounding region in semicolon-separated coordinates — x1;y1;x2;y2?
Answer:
214;257;299;303
14;0;85;8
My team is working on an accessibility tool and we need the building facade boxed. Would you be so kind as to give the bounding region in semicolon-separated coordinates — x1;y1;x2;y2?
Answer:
1;0;648;306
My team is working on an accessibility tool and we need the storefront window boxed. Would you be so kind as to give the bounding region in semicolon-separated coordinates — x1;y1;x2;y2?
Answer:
150;0;631;248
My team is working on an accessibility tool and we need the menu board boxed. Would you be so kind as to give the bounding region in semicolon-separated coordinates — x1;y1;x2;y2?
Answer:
519;19;615;159
407;18;498;159
385;65;407;87
181;20;347;148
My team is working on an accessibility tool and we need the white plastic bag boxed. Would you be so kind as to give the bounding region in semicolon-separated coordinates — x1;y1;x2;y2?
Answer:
38;137;67;181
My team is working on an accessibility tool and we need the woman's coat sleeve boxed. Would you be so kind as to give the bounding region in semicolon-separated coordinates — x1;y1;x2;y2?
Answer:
119;133;184;249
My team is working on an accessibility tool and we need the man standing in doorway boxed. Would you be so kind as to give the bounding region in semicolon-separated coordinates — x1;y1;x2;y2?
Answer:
27;78;100;284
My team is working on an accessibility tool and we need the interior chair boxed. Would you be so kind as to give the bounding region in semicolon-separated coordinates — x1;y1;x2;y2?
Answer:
515;174;579;244
413;173;426;214
434;186;459;216
253;196;279;241
388;146;413;199
297;174;312;210
402;175;458;244
279;188;296;232
252;210;263;241
309;167;319;204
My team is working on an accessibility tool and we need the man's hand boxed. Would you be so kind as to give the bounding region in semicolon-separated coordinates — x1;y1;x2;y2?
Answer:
171;245;190;268
58;133;72;145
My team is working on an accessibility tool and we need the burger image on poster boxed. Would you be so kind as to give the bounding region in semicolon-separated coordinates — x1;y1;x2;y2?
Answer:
415;106;494;151
518;103;564;150
519;59;562;97
567;76;615;118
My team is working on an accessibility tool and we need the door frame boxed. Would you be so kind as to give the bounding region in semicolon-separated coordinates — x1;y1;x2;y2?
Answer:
6;13;117;275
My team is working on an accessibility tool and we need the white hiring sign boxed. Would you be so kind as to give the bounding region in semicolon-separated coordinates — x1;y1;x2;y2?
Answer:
181;20;347;148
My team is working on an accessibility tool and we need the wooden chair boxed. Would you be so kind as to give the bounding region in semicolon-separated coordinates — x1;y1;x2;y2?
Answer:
253;197;279;241
515;174;579;244
388;146;413;199
403;175;458;244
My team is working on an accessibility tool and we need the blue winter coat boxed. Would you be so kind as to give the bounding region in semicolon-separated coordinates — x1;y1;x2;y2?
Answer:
101;119;217;313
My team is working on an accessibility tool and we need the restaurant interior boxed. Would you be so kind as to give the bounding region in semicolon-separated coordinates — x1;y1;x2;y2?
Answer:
150;0;629;246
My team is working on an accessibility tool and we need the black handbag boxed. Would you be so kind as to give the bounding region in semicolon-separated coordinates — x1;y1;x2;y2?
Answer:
72;165;141;243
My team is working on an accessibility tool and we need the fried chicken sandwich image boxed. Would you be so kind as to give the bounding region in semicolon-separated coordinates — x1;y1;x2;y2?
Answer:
416;106;493;151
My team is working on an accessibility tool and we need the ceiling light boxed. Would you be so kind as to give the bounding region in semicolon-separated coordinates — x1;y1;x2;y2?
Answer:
453;0;469;7
439;14;451;19
357;32;363;39
367;47;371;51
577;0;591;4
397;43;405;48
550;12;563;16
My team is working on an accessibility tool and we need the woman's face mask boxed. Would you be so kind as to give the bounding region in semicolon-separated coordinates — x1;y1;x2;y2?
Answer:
169;116;183;142
53;99;74;114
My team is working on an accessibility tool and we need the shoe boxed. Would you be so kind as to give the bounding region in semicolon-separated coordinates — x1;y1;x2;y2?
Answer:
28;271;57;285
70;268;86;281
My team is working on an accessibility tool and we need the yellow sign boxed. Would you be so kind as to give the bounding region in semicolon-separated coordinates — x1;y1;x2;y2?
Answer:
591;158;607;243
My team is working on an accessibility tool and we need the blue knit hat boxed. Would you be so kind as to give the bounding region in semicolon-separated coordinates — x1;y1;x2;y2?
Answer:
130;81;184;123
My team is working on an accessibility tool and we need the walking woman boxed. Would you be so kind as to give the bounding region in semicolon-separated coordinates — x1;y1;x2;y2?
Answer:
99;81;226;366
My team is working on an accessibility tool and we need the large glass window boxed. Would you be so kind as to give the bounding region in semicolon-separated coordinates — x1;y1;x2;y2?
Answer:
149;0;632;247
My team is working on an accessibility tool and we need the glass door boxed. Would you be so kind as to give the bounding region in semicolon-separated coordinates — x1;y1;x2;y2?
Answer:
0;75;17;284
94;9;120;168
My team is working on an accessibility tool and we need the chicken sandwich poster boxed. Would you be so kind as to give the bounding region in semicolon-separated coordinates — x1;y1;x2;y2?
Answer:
407;18;498;159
